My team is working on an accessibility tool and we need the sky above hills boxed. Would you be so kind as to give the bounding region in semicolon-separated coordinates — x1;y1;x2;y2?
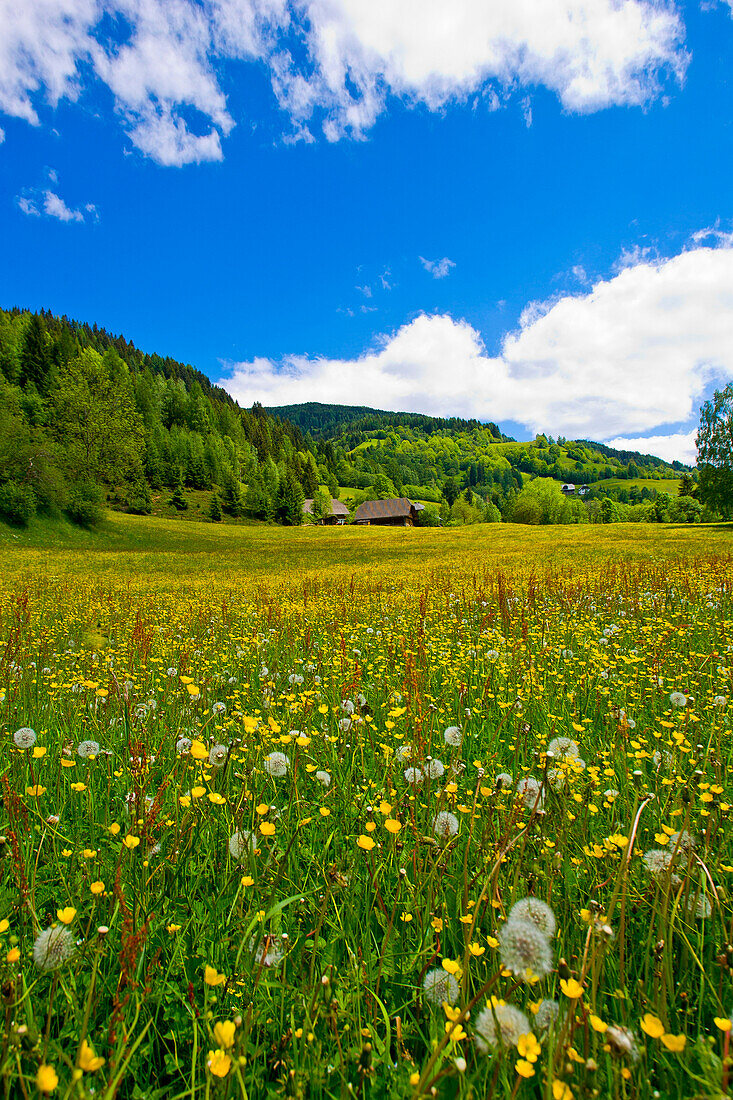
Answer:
2;1;733;463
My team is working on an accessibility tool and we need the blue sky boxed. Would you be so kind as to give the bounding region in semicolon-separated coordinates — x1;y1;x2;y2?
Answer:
2;0;733;461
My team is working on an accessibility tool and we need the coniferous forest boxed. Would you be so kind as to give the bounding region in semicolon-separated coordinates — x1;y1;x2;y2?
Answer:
0;306;701;530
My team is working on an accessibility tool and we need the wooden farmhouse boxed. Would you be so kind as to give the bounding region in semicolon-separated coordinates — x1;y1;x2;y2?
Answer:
353;497;420;526
302;498;350;525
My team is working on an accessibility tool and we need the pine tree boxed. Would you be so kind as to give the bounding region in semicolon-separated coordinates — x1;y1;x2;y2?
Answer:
19;315;53;394
208;491;223;522
221;468;244;516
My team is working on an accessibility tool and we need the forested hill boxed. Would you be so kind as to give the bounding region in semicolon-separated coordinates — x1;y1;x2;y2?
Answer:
1;307;694;531
0;306;314;527
266;400;509;441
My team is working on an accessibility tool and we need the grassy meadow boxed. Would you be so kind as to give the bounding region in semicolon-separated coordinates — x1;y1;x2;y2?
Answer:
1;514;733;1099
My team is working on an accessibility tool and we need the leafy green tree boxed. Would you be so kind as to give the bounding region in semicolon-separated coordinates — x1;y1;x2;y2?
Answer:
311;487;330;521
50;348;144;484
696;384;733;518
512;478;568;524
600;497;619;523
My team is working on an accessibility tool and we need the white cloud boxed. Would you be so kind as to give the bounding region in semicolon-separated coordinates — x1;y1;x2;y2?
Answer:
17;172;96;222
604;431;697;464
0;0;688;165
420;256;456;279
219;238;733;453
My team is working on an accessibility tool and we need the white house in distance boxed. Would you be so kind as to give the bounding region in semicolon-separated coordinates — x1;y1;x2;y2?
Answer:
561;484;590;496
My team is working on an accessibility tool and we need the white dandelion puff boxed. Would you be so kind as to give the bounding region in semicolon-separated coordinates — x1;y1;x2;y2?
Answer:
404;767;423;787
474;1003;531;1052
433;812;459;840
315;770;331;787
421;967;459;1005
13;727;36;749
264;752;289;778
508;898;556;938
208;744;229;768
33;926;76;971
77;740;100;759
424;759;445;779
547;737;579;759
498;919;553;981
444;726;463;748
534;999;559;1032
516;777;545;812
228;830;255;860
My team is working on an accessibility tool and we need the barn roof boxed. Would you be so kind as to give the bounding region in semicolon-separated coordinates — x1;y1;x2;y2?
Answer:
302;497;350;516
353;497;417;521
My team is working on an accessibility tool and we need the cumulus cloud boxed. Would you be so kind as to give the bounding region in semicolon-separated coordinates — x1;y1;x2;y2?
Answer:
0;0;688;165
420;256;456;279
604;431;697;464
218;239;733;461
17;172;97;222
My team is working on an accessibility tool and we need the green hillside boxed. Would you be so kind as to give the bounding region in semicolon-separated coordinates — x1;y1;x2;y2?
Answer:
1;309;704;532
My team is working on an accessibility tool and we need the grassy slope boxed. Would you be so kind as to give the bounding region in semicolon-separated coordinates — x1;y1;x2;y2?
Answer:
1;510;730;587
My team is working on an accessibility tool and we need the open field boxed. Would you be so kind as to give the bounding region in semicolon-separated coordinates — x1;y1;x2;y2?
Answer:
0;511;731;586
1;517;733;1098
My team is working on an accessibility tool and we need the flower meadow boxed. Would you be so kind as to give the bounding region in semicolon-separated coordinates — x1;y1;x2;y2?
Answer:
1;553;733;1099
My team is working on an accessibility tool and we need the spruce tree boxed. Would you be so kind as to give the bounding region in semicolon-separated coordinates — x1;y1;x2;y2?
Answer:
208;491;223;522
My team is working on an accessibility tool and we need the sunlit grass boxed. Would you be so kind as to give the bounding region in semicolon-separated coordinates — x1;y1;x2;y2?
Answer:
1;519;732;1098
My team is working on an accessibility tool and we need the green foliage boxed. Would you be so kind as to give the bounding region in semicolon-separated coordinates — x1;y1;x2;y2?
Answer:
697;383;733;518
512;478;568;525
208;491;223;522
65;480;105;527
0;480;36;525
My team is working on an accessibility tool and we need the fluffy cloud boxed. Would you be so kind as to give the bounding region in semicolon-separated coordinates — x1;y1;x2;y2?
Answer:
17;173;97;222
420;256;456;279
218;240;733;461
0;0;687;165
604;431;698;465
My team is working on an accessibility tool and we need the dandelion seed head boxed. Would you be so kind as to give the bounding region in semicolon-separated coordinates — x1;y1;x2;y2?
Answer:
433;811;459;839
208;744;228;768
508;898;556;938
33;925;76;971
421;967;459;1005
13;727;36;749
228;830;254;860
498;919;553;981
516;777;545;812
424;758;444;779
315;770;331;787
474;1003;531;1052
264;752;289;778
547;737;579;759
404;767;423;786
444;726;463;747
77;740;100;759
534;999;560;1031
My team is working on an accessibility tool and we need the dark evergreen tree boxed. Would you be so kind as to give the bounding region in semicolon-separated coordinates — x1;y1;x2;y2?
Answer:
19;315;53;394
208;491;223;522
